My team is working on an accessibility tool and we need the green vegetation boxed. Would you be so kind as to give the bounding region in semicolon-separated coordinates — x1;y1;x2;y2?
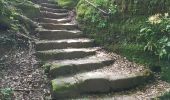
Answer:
55;0;79;9
0;0;39;49
0;0;39;30
139;14;170;59
75;0;170;82
57;0;170;98
42;63;51;73
0;88;13;100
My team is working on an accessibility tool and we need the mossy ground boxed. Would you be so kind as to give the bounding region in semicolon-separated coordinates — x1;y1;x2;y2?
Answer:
55;0;79;9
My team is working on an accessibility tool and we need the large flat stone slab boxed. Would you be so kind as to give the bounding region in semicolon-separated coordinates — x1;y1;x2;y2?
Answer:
45;52;114;77
37;30;83;40
51;70;152;99
40;11;68;19
40;23;78;30
35;47;98;61
35;38;94;51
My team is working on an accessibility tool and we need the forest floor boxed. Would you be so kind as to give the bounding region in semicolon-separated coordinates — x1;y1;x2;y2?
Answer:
0;47;51;100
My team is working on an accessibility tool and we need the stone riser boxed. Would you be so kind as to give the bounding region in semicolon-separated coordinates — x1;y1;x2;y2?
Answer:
41;7;68;13
40;23;78;30
39;18;70;24
36;41;94;51
41;3;61;9
49;60;114;78
51;71;152;99
35;51;96;61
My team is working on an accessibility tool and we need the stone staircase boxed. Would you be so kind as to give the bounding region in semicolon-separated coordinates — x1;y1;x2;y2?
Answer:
35;1;152;99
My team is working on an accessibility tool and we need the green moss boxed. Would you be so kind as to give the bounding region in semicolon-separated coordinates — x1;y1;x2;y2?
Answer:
42;63;51;73
50;64;63;70
142;69;153;78
56;0;79;9
51;79;76;93
52;80;66;92
16;1;40;18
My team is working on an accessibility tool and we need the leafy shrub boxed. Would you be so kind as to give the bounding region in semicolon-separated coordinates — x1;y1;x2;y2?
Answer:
139;13;170;59
76;0;118;45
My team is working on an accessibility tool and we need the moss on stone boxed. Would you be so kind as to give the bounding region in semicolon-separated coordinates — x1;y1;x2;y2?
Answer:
52;80;69;92
50;63;63;71
42;63;51;73
51;78;77;94
142;69;153;77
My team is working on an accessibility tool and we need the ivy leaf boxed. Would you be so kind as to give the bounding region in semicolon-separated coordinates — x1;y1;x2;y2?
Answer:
140;28;147;33
159;48;167;58
167;42;170;47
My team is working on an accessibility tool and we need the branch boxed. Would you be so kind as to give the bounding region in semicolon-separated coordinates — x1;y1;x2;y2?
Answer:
84;0;109;15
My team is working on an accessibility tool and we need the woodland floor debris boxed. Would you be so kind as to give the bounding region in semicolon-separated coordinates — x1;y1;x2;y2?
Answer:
0;48;51;100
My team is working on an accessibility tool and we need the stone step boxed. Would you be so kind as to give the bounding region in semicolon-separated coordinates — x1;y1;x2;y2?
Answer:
38;18;71;24
40;11;68;19
35;47;98;61
45;51;114;77
37;29;83;40
41;3;61;9
40;23;78;30
51;70;152;99
35;38;94;51
41;7;68;13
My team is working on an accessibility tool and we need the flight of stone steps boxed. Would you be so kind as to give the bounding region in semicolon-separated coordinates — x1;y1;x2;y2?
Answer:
35;0;152;99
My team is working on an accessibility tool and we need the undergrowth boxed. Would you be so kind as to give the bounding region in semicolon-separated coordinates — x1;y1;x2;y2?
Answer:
0;0;39;54
0;88;13;100
57;0;170;98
